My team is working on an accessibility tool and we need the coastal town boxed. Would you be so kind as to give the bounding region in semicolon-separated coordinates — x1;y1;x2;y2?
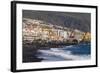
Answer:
23;18;91;46
22;18;91;62
22;10;91;62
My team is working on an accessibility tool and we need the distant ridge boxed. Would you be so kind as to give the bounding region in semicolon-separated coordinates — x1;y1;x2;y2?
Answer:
23;10;91;32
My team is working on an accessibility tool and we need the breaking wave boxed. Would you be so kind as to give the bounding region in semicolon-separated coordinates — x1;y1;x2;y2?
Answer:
37;45;91;62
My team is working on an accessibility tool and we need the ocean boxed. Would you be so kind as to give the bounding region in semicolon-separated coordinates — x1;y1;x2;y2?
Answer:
36;43;91;62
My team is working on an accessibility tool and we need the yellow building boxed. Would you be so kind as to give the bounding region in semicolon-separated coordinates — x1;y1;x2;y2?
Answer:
81;32;91;42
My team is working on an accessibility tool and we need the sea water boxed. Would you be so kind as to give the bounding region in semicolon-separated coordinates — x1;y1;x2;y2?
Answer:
36;43;91;62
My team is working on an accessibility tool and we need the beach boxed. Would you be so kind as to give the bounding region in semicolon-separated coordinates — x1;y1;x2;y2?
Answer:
23;43;91;62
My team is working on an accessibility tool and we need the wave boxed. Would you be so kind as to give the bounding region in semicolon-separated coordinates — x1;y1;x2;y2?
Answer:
37;48;90;61
50;45;74;50
65;45;74;48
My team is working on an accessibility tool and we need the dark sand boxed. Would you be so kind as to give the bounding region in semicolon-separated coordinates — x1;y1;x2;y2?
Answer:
23;44;44;63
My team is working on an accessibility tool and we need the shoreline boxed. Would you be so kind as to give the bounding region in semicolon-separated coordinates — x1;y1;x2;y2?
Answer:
23;42;90;63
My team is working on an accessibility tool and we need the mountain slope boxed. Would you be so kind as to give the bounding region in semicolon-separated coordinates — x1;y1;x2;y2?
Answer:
23;10;91;32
